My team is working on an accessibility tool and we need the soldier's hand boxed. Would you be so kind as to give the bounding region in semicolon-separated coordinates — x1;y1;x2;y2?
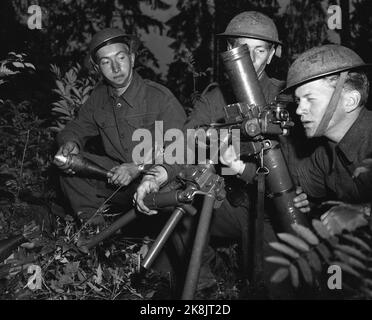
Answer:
220;145;246;175
293;186;310;213
54;141;80;173
107;163;140;186
134;176;160;215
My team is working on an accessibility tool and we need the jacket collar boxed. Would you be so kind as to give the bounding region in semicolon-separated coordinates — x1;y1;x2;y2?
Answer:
107;71;145;109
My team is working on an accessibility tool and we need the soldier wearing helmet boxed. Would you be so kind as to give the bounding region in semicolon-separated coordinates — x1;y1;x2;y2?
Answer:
54;28;186;224
226;44;372;204
134;12;308;297
283;44;372;203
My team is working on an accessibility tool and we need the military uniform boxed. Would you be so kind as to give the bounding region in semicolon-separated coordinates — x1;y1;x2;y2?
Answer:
58;71;186;217
297;107;372;203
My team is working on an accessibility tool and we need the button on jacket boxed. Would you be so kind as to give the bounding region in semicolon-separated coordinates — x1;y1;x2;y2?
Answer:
58;72;187;163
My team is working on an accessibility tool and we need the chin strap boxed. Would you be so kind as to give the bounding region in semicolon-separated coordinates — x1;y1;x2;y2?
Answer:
314;71;348;137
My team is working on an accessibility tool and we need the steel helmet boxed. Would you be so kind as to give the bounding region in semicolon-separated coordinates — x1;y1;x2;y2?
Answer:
283;44;370;93
89;28;140;62
217;11;282;46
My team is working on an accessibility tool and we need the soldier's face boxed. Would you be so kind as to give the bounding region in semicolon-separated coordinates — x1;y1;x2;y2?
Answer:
96;43;135;88
228;38;275;77
295;78;344;138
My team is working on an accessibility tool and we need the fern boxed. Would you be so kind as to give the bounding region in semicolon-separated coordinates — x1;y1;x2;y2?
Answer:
267;203;372;299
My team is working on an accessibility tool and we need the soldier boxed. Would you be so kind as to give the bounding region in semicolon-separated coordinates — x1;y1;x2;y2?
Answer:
223;45;372;213
135;12;308;297
54;28;186;224
286;44;372;203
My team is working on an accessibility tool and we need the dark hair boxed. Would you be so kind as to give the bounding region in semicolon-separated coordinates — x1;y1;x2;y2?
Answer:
324;71;370;107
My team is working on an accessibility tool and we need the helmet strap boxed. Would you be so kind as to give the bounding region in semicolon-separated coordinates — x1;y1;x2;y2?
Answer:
314;71;348;137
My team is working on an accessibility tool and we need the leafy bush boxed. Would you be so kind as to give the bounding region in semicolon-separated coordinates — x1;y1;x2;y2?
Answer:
49;64;96;132
267;203;372;299
0;52;35;103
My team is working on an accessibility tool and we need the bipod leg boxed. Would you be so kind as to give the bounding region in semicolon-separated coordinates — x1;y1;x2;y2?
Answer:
181;194;215;300
141;206;186;270
79;209;138;252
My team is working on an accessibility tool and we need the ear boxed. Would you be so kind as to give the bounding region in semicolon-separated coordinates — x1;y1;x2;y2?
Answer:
343;89;361;113
130;52;135;65
266;47;276;65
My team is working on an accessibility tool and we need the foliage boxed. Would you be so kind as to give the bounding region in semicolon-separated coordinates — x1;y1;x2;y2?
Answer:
350;0;372;63
281;0;328;62
0;53;53;207
0;214;172;300
267;204;372;299
166;0;280;111
49;64;96;132
9;0;170;75
0;52;35;102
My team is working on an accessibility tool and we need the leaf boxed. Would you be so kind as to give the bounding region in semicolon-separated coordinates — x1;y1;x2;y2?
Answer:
145;290;156;299
25;264;42;291
334;250;367;270
332;261;362;278
58;273;74;287
50;280;64;293
342;234;372;252
265;256;291;266
363;278;372;289
296;256;313;285
289;263;299;288
360;287;372;298
93;264;103;285
48;126;63;132
87;281;103;293
269;242;300;259
291;223;319;245
24;63;35;70
56;80;65;94
315;243;332;263
270;267;289;283
71;86;82;99
64;261;80;275
138;243;149;259
312;219;331;239
335;244;368;261
12;62;25;68
82;86;92;96
52;106;71;116
277;233;310;252
305;250;322;272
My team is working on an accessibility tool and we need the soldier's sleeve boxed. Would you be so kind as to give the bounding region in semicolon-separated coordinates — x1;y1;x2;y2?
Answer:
154;86;187;182
183;83;225;130
57;93;99;149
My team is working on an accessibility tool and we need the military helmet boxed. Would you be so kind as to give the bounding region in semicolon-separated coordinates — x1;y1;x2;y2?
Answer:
89;28;140;62
283;44;370;93
217;11;282;46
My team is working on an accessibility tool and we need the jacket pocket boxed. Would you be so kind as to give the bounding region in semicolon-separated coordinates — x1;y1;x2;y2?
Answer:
125;113;158;129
